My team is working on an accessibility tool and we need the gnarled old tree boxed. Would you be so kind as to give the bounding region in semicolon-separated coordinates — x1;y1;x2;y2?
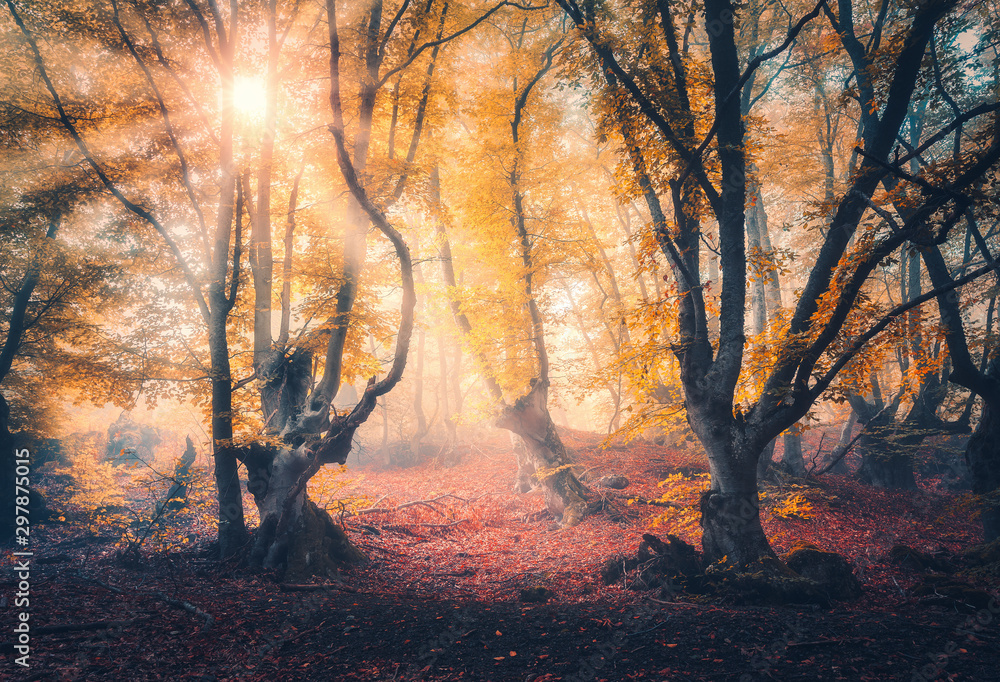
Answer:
6;0;524;569
435;21;589;527
558;0;1000;566
236;0;503;573
235;0;417;576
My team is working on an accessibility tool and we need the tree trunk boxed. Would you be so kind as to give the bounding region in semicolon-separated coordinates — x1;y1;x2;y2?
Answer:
248;0;279;370
848;392;917;490
856;449;918;490
0;393;14;542
410;322;428;462
854;420;918;490
243;10;420;570
564;283;621;433
210;317;248;558
967;381;1000;543
0;216;60;542
781;429;806;477
699;431;775;568
433;153;589;525
246;439;366;577
410;255;429;461
495;380;589;527
706;249;720;340
438;330;458;448
160;436;197;513
756;439;776;482
824;411;857;475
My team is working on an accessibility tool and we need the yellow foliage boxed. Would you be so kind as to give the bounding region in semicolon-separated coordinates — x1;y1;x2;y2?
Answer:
309;464;370;515
534;464;575;482
648;504;700;533
768;493;815;520
60;456;129;526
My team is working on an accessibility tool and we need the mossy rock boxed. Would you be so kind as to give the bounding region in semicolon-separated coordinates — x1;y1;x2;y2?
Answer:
889;544;952;573
783;545;863;600
520;586;555;603
964;539;1000;566
692;556;832;608
913;574;996;612
962;539;1000;582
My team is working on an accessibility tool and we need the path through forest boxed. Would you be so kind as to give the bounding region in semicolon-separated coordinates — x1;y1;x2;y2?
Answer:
7;432;998;681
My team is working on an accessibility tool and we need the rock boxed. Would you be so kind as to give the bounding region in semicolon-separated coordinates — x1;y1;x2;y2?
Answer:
597;474;629;489
600;554;629;585
520;586;555;603
638;533;702;577
695;556;832;608
783;544;863;600
961;539;1000;582
889;544;952;573
913;574;995;612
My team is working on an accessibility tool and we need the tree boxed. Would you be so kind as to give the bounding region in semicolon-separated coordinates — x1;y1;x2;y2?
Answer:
557;0;1000;567
237;0;429;574
0;124;137;540
433;13;591;526
904;0;1000;541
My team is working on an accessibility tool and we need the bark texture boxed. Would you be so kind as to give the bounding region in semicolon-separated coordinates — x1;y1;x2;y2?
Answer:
966;363;1000;542
0;393;14;542
780;431;806;478
496;380;589;527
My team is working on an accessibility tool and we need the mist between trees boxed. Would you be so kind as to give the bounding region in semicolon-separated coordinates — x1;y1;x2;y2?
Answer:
1;0;999;599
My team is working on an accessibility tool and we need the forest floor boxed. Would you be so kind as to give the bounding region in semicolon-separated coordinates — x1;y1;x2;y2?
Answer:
5;429;1000;681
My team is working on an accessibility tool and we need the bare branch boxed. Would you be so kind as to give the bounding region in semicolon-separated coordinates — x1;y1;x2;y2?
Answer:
810;260;1000;403
377;1;549;88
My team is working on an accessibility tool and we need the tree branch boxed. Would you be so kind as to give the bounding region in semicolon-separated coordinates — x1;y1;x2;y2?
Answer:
5;0;211;323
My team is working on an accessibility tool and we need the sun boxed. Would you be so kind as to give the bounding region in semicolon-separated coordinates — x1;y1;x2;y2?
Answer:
232;75;267;119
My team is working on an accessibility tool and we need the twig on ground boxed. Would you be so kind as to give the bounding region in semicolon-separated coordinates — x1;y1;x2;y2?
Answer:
632;498;683;508
627;616;673;636
34;620;137;635
412;519;469;528
279;582;358;593
73;571;124;594
153;591;215;630
348;493;495;518
646;596;701;607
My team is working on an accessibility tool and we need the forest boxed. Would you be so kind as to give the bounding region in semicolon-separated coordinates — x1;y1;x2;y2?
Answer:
2;0;999;679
